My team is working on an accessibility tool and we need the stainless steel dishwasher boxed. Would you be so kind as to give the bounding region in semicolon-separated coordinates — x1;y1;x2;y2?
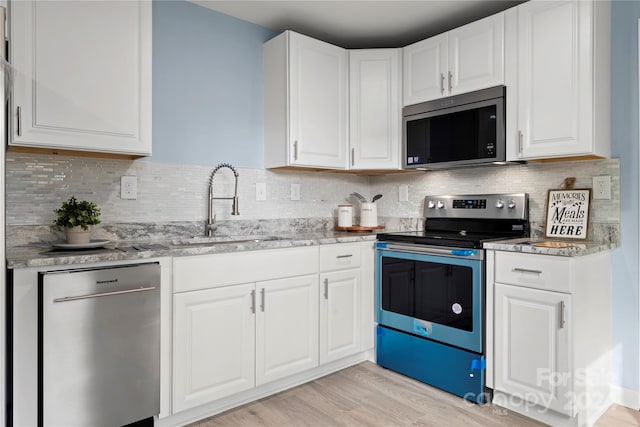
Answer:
38;263;161;427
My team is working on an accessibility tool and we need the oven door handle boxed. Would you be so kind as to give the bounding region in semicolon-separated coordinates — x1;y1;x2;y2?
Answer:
382;243;483;260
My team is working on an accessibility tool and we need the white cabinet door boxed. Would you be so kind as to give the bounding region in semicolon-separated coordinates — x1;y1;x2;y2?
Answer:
403;13;504;106
256;274;319;386
448;13;504;96
319;269;360;364
9;1;151;156
349;49;401;170
264;31;347;169
509;0;609;160
173;284;255;413
403;34;448;106
494;283;572;416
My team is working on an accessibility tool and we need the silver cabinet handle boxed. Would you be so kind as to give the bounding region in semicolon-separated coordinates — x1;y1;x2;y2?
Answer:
293;141;298;161
512;267;542;275
448;71;453;92
351;148;355;167
559;301;566;329
260;288;265;312
440;73;445;96
16;106;22;136
336;254;353;259
518;130;524;155
324;278;329;300
53;286;156;303
250;289;256;314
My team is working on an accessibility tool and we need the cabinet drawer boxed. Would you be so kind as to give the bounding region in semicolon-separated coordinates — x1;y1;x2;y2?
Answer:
495;251;573;293
319;243;361;272
174;246;318;293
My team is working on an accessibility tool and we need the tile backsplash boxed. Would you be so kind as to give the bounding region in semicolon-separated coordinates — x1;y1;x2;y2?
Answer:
5;153;620;244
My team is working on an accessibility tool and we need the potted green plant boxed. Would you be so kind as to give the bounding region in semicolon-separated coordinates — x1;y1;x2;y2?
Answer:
54;196;101;244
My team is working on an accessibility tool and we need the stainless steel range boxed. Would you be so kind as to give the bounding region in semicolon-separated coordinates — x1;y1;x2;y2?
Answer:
375;193;529;404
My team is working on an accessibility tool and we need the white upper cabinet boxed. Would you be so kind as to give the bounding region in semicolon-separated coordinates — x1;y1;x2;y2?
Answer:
349;49;402;170
505;0;611;161
403;13;504;106
264;31;348;169
9;1;152;157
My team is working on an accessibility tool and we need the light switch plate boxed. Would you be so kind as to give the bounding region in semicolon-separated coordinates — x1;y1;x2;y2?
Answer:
592;176;611;200
121;175;137;200
256;182;267;201
399;185;409;202
291;183;301;201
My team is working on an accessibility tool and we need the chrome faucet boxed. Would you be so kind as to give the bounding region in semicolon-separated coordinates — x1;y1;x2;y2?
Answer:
206;163;239;236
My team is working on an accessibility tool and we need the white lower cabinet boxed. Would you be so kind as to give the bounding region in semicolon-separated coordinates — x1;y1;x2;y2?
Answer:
170;243;374;419
319;243;363;364
171;247;319;413
494;283;571;416
320;269;360;364
256;274;319;385
489;250;613;427
173;284;256;413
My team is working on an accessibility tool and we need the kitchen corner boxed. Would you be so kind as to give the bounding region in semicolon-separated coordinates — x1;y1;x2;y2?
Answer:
3;0;638;426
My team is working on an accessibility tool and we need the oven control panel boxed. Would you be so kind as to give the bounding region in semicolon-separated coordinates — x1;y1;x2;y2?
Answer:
452;199;487;209
424;193;528;220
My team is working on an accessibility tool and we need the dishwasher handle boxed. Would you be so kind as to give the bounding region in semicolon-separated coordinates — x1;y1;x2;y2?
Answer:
53;285;157;303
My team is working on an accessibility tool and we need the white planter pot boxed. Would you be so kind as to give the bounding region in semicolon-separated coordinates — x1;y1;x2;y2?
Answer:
65;226;91;244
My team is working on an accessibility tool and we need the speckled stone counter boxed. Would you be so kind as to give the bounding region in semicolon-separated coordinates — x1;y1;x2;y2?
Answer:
483;237;617;257
6;231;379;269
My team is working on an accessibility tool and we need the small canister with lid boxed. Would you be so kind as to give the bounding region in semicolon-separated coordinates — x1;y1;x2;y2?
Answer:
338;204;353;227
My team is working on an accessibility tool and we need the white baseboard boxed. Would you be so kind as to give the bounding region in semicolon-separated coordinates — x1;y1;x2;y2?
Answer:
611;385;640;410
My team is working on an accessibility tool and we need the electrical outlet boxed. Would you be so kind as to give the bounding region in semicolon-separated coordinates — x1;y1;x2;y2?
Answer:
121;175;137;200
399;185;409;202
291;183;301;201
592;176;611;200
256;182;267;201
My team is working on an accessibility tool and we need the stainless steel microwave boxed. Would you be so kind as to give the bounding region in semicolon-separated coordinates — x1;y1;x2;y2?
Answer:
403;85;506;169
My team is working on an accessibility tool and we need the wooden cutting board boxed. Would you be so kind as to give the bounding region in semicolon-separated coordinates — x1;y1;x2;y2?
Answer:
335;225;385;232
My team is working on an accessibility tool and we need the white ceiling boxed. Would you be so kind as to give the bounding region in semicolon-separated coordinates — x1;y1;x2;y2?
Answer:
191;0;525;48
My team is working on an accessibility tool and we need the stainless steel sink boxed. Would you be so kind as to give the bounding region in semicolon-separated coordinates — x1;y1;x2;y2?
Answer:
170;235;288;248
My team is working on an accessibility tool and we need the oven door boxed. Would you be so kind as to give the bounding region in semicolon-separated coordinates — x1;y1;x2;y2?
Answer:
376;244;484;353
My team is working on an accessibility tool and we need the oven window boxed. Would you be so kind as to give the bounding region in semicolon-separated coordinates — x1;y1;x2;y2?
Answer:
381;257;473;332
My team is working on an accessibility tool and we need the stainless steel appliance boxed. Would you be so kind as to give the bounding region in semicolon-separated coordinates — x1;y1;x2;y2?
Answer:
375;193;528;403
403;86;506;169
38;263;161;426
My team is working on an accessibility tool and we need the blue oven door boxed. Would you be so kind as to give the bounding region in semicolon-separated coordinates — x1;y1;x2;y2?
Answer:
376;243;484;354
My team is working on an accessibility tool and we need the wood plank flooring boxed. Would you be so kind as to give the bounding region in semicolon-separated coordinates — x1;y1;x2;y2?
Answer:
187;361;636;427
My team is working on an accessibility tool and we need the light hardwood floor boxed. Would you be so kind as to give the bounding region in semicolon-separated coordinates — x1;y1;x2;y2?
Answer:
190;362;640;427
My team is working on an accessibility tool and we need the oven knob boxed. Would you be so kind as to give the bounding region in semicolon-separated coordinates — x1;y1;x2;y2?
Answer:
436;200;445;209
427;200;436;209
508;200;517;209
495;199;504;209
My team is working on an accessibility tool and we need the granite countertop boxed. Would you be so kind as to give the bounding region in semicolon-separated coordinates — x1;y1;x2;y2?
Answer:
6;231;379;269
483;237;617;257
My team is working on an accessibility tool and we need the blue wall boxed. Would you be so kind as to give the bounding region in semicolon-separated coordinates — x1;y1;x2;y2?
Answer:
152;1;277;168
611;1;640;394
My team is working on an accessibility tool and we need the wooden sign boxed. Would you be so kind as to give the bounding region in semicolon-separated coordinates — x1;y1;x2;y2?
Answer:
545;189;591;240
